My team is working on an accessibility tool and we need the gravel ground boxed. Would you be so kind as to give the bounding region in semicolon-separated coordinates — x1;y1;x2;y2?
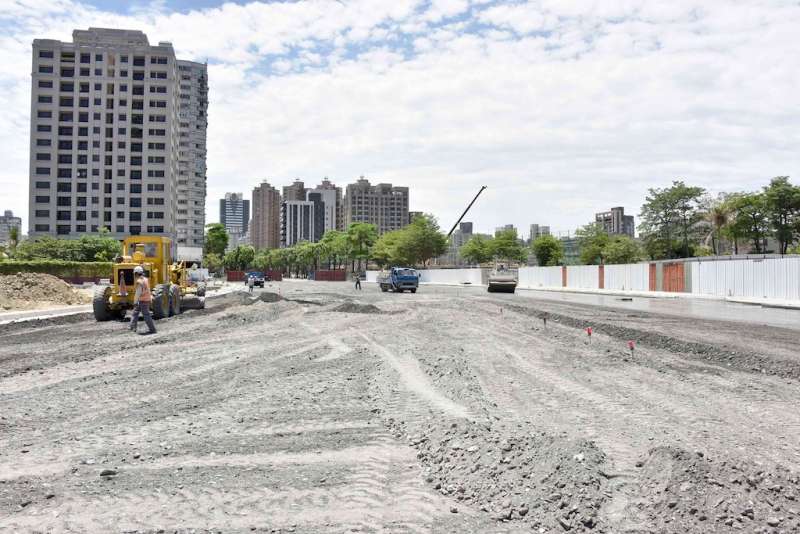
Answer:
1;281;799;533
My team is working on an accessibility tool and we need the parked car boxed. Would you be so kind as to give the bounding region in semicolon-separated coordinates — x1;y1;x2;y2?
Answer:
245;271;265;288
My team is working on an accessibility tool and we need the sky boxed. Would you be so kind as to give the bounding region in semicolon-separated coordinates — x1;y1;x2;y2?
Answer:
1;0;799;238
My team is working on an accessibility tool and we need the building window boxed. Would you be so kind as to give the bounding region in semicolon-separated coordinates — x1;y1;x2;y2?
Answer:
39;65;54;74
38;95;53;104
39;50;54;58
36;153;51;161
35;181;50;189
37;124;52;132
35;167;51;175
38;80;53;88
95;53;103;61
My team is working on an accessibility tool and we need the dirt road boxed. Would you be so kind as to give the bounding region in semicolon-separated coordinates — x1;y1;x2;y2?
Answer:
1;282;799;533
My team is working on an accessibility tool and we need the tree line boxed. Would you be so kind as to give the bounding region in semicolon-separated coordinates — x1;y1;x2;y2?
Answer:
639;176;800;258
204;215;451;276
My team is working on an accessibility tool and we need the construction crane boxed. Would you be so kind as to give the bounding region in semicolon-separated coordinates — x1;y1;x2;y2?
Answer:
447;186;487;238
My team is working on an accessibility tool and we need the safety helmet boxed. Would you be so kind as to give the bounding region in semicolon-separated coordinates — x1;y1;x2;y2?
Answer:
133;266;144;275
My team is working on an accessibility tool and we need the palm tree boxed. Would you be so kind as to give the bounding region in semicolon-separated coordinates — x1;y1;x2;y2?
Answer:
8;227;19;257
704;201;731;255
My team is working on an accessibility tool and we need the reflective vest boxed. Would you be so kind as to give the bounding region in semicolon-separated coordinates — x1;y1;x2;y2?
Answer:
137;276;152;302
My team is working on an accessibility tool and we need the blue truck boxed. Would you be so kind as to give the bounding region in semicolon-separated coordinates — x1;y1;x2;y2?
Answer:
376;267;419;293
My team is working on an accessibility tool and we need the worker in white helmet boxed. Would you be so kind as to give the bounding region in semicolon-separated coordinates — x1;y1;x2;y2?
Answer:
129;265;156;334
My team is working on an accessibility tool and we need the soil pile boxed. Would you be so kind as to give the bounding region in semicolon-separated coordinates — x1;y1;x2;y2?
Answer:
0;273;90;310
333;302;383;314
628;446;800;532
389;418;608;532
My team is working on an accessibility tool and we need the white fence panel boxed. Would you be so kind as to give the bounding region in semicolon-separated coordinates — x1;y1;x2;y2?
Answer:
519;266;562;288
418;269;483;285
604;264;649;292
692;258;800;300
366;271;378;283
566;265;599;289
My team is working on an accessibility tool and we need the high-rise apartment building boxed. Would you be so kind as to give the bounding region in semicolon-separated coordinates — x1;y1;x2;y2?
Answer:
495;224;517;236
438;221;473;266
219;192;249;237
282;179;306;202
529;224;551;243
175;60;207;247
343;177;409;235
0;210;23;245
595;207;635;237
281;200;316;247
308;178;343;231
27;28;206;241
251;181;281;249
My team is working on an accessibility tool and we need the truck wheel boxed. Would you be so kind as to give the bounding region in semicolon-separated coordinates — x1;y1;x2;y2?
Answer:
152;285;169;319
380;284;388;292
93;285;113;321
410;288;417;293
169;285;181;316
487;286;494;293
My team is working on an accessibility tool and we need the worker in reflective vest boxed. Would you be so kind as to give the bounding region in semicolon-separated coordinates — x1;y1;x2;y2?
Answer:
129;265;156;335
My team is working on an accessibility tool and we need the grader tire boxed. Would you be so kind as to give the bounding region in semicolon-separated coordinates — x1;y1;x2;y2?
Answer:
93;285;113;322
152;284;169;319
169;285;182;316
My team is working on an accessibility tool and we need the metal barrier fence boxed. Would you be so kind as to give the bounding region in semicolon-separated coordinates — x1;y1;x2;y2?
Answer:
368;256;800;302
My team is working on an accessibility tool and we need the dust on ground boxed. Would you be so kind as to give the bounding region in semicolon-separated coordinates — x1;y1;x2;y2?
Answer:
0;273;91;311
1;282;799;532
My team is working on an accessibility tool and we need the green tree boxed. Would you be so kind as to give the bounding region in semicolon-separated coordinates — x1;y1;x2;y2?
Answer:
576;223;610;265
223;245;255;271
639;180;705;259
15;232;120;262
603;236;642;264
489;229;526;262
347;222;378;271
763;176;800;254
727;193;770;253
403;214;447;266
8;227;19;257
459;235;492;265
702;195;733;255
371;230;404;268
204;252;223;274
204;223;229;257
532;235;564;266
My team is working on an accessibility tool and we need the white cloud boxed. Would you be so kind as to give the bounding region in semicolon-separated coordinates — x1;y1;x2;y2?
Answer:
1;0;799;239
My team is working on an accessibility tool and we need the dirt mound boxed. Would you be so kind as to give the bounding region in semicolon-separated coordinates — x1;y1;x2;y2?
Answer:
0;273;90;310
332;302;383;314
627;446;800;532
389;418;608;531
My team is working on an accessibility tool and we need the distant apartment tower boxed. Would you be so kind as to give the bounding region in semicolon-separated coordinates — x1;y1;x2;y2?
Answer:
440;221;474;266
28;28;206;240
495;224;516;236
281;200;316;247
596;207;634;237
282;179;306;202
306;179;341;233
344;177;409;235
175;60;208;247
0;210;23;245
251;182;281;249
219;192;249;237
529;224;551;242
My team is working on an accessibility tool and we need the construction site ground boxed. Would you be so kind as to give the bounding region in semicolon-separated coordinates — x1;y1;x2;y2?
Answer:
2;282;800;533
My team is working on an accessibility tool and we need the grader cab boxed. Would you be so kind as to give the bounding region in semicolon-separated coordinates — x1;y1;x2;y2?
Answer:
93;235;203;321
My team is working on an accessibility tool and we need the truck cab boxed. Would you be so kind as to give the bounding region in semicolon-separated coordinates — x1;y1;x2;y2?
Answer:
377;267;419;293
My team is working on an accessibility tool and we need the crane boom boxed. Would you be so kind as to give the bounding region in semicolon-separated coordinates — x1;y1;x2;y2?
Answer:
447;186;487;238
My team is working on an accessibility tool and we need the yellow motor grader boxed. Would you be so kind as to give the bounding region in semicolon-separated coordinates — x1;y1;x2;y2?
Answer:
93;235;204;321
